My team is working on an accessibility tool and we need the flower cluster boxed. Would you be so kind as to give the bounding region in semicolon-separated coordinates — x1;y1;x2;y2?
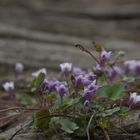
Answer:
2;46;140;140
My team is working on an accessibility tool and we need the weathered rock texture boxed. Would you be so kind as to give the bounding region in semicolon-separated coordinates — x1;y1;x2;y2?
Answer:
0;0;140;72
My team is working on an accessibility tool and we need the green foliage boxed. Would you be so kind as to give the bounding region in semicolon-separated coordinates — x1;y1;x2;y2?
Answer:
100;107;120;117
97;83;124;101
35;109;50;129
123;76;135;83
50;117;79;134
74;115;87;137
16;93;36;105
62;96;80;106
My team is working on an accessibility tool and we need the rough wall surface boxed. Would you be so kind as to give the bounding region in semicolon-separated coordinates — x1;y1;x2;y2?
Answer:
0;0;140;71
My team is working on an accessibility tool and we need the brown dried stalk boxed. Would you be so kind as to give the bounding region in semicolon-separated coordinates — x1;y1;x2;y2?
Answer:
75;44;100;63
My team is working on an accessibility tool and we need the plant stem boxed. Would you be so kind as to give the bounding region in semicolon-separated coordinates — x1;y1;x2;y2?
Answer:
102;128;111;140
75;44;100;64
86;114;94;140
0;107;40;113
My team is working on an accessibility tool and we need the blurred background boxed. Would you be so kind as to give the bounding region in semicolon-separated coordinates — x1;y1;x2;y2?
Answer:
0;0;140;75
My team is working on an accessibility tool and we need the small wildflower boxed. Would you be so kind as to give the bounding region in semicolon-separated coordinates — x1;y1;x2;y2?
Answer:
40;79;49;92
135;61;140;75
99;48;111;65
15;62;24;77
83;88;94;101
32;68;47;77
3;81;15;94
92;64;104;75
48;80;59;91
85;72;96;81
60;63;72;75
72;67;86;76
128;92;140;108
73;74;92;88
56;83;68;97
105;66;122;81
83;80;98;100
124;60;137;74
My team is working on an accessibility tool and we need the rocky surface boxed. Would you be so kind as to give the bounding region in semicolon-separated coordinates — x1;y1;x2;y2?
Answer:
0;0;140;74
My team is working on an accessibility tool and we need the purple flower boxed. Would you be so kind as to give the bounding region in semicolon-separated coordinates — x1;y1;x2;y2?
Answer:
73;75;85;88
124;60;140;75
124;60;137;74
135;61;140;75
40;79;49;92
92;63;104;73
60;63;73;75
72;67;86;76
82;80;98;100
3;81;15;94
128;92;140;108
48;80;59;91
83;88;94;101
56;83;68;97
15;62;24;77
105;66;122;81
32;68;47;77
40;79;59;92
85;72;96;81
87;80;99;91
83;78;92;86
99;49;112;65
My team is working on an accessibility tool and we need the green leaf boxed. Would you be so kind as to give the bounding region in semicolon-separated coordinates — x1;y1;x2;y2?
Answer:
47;93;56;101
123;76;135;83
97;83;124;101
63;96;79;106
31;73;45;92
59;119;79;134
35;109;50;129
118;107;129;118
50;117;79;134
101;107;120;117
16;93;36;105
74;115;86;137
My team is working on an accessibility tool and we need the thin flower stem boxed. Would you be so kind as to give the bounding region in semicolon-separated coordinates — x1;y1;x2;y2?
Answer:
65;75;71;95
86;114;94;140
